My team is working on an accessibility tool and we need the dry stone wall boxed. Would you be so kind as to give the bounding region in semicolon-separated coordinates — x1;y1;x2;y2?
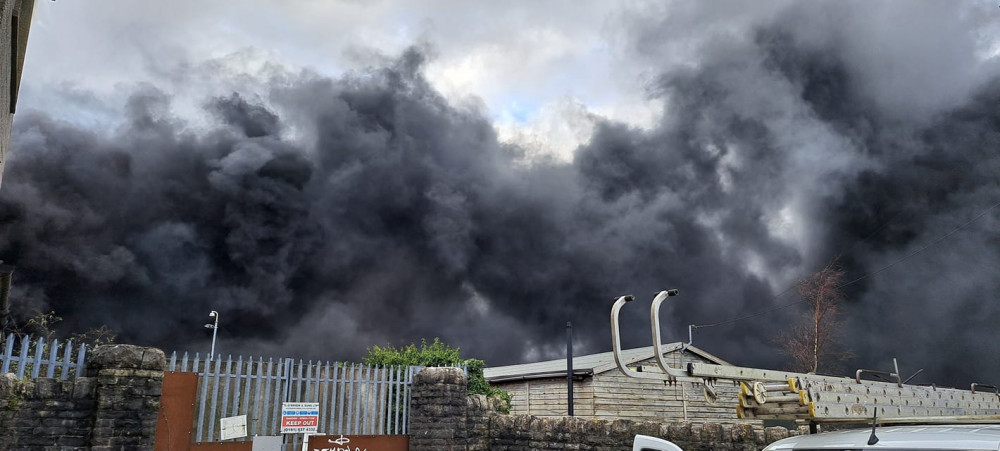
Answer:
0;344;164;451
409;366;472;448
410;367;804;451
0;374;96;449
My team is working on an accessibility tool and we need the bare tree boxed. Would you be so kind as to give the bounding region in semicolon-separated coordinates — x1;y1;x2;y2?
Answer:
12;309;117;350
776;261;853;374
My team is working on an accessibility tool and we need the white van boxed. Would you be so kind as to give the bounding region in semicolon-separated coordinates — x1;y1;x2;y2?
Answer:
763;425;1000;450
634;425;1000;451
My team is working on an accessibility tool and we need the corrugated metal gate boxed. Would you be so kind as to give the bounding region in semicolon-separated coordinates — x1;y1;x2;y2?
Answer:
165;353;419;450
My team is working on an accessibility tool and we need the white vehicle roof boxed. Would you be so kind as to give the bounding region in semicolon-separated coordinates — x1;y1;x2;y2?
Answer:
764;425;1000;450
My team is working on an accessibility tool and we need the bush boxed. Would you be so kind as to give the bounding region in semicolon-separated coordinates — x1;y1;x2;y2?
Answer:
364;338;511;413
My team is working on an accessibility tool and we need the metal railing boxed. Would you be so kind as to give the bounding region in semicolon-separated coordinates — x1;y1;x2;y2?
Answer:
169;352;421;448
0;333;87;379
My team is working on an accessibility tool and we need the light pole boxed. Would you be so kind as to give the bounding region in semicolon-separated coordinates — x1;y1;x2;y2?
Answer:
205;311;219;361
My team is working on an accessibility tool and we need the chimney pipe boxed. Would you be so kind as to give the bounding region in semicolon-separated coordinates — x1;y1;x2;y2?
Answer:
567;321;574;417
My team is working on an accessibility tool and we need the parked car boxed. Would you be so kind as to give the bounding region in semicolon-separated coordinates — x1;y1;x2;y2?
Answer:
633;435;682;451
634;424;1000;451
762;424;1000;450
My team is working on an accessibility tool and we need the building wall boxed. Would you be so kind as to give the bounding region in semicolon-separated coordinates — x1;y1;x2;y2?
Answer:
496;350;744;422
0;0;33;190
503;377;594;417
591;371;740;422
0;0;16;187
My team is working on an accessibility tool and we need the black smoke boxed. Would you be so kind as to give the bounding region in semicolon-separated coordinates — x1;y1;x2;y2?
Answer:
2;3;999;388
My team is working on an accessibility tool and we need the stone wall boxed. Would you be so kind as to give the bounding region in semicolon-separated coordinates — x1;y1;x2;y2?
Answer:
410;366;472;449
0;344;165;450
0;373;96;449
410;367;803;451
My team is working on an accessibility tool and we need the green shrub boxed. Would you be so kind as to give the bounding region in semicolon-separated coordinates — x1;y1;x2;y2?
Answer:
364;338;511;412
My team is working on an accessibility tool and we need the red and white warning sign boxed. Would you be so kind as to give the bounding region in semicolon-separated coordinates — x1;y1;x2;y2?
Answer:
280;402;320;434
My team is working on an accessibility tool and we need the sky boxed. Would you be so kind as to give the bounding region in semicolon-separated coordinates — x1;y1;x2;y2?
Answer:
3;0;1000;387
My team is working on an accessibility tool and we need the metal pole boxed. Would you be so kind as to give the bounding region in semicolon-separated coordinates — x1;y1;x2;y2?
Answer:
650;289;687;378
567;321;573;417
206;311;219;360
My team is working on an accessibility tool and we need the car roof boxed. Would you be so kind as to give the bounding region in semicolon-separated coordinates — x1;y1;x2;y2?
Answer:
764;425;1000;450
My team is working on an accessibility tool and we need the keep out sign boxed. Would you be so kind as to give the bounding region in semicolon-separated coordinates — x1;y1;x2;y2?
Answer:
280;402;320;434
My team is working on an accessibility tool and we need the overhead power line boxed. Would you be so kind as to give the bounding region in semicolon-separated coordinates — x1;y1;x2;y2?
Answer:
691;199;1000;330
836;199;1000;289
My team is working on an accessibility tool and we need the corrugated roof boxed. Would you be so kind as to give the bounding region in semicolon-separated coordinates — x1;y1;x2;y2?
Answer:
484;342;730;382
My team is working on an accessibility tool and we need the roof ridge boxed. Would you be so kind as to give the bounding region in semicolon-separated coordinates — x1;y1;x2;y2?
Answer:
485;342;733;381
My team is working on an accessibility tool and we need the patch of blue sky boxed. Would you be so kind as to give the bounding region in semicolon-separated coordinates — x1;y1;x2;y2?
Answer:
497;99;539;124
16;83;124;133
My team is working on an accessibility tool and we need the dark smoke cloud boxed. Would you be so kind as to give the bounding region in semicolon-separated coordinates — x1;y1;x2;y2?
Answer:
2;2;999;388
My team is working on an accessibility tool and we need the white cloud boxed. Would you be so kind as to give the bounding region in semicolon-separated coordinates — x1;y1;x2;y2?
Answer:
23;1;668;158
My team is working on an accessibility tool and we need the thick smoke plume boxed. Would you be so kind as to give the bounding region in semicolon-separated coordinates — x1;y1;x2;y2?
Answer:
2;2;999;387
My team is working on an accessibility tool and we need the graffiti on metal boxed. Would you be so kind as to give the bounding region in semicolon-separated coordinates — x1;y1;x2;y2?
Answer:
307;434;409;451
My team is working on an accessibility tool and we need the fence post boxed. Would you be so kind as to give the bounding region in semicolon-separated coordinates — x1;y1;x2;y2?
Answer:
283;358;294;403
1;333;14;374
408;367;468;451
87;344;166;450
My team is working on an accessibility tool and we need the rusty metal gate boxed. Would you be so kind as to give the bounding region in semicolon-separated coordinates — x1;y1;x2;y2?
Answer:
158;353;420;451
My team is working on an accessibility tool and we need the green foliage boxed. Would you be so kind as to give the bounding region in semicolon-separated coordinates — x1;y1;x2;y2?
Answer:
364;338;511;413
490;388;512;414
23;311;61;340
364;338;462;367
464;358;489;393
5;390;22;411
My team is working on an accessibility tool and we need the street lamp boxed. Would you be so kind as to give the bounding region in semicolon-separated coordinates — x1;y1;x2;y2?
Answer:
205;310;219;361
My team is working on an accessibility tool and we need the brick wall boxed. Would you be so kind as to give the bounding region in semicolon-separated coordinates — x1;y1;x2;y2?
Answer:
0;344;165;450
410;367;804;451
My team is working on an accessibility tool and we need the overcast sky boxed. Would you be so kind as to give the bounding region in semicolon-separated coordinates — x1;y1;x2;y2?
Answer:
6;1;1000;386
24;0;663;160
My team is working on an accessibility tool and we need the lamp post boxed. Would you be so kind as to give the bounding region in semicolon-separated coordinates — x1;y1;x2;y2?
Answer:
205;311;219;361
